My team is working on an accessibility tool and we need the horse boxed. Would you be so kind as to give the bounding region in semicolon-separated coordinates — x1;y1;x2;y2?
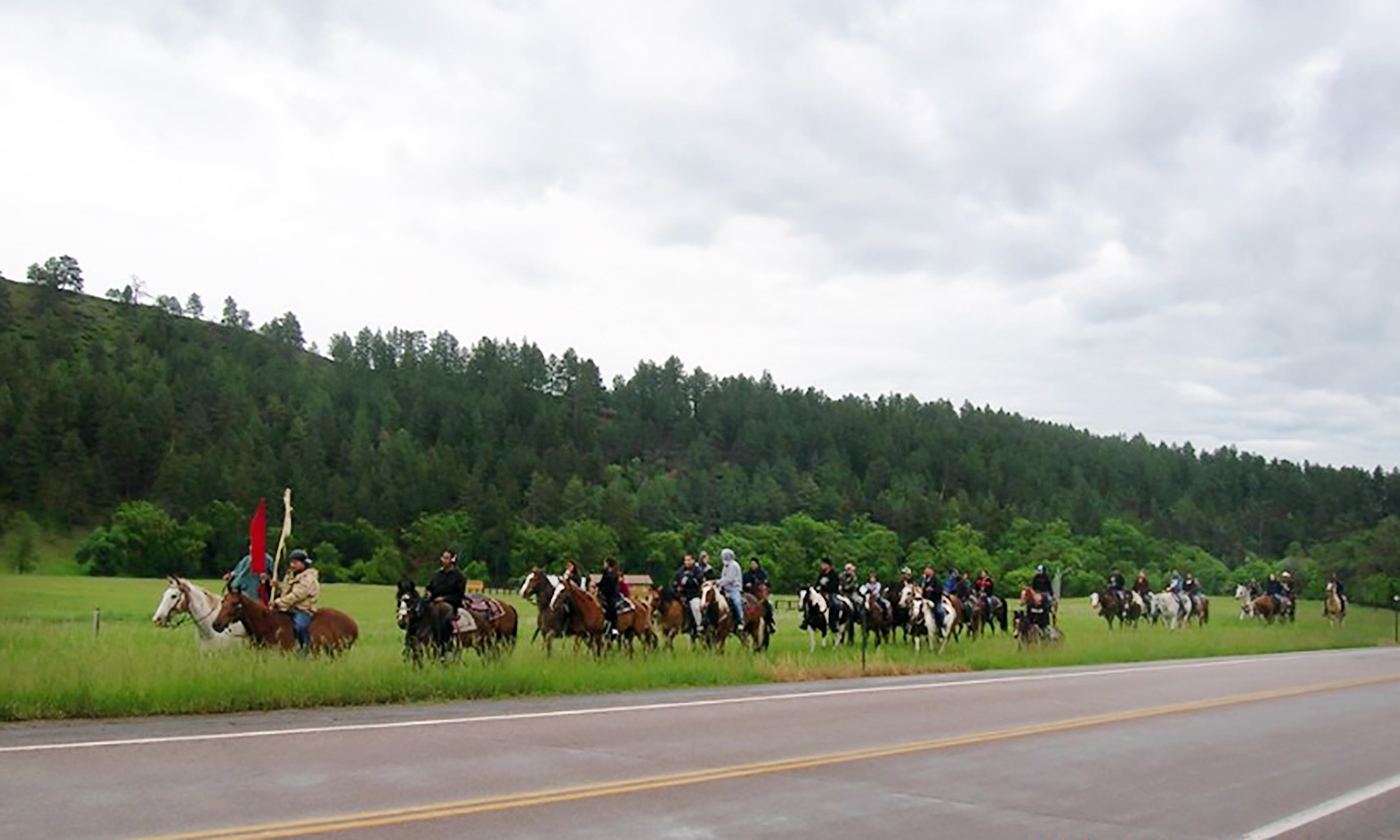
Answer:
585;586;654;655
1152;591;1189;630
395;580;454;665
1014;587;1061;648
211;590;358;654
743;582;771;652
1235;584;1255;619
899;584;958;653
1090;589;1126;630
547;577;607;655
151;577;246;648
1185;593;1210;627
862;590;892;648
649;586;690;650
1249;593;1291;624
519;567;570;655
968;591;1008;636
797;587;849;651
888;583;913;642
1324;581;1346;626
698;581;737;653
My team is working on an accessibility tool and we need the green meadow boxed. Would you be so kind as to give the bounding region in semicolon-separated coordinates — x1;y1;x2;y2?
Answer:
0;575;1393;721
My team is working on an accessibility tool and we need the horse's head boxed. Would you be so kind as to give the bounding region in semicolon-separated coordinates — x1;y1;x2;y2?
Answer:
396;583;420;629
699;581;718;609
1089;592;1100;611
152;577;187;627
520;568;545;599
211;590;243;633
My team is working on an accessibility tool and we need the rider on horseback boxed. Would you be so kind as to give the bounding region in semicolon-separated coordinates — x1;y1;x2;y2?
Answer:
1133;570;1152;601
1327;572;1348;617
1264;572;1283;613
272;549;319;650
744;557;776;635
919;565;945;631
839;563;860;621
861;569;890;624
974;569;996;624
802;559;841;630
718;549;745;636
599;557;622;639
1031;565;1053;602
674;555;705;637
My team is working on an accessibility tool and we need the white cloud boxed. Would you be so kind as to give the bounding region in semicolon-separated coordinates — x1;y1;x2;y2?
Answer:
1;0;1397;469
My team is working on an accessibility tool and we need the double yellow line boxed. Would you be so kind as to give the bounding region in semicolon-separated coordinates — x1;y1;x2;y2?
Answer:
140;672;1400;840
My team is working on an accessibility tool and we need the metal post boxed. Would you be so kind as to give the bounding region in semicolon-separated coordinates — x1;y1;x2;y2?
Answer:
93;607;101;637
1392;595;1398;644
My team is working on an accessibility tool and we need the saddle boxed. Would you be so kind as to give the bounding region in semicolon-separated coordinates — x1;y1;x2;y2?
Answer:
616;596;635;615
463;595;506;623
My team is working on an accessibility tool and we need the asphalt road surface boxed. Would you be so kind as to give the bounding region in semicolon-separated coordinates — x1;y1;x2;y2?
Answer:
3;648;1399;840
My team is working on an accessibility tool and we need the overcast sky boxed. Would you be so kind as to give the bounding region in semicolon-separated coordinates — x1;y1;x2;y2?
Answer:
3;1;1397;470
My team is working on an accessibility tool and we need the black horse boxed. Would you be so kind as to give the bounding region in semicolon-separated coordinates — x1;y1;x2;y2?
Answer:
396;580;454;665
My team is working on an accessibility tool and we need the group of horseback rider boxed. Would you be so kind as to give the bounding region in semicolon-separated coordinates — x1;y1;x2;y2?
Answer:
672;550;776;639
223;546;321;648
798;559;1008;635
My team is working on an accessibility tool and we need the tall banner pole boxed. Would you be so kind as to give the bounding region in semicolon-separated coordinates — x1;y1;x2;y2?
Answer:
270;488;293;588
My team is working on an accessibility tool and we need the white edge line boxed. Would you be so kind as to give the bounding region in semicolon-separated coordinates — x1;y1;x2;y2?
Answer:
0;648;1389;754
1241;771;1400;839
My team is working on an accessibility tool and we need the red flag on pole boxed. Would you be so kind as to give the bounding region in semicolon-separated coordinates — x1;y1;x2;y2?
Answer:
250;499;267;575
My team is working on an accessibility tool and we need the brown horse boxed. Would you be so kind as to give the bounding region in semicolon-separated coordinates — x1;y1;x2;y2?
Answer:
744;583;771;652
459;594;520;657
1090;589;1126;629
650;587;689;650
862;590;892;647
1250;594;1288;624
698;581;736;652
212;590;358;654
519;567;572;655
548;577;607;655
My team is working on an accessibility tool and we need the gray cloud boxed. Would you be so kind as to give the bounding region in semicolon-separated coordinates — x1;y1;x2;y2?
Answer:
1;0;1397;468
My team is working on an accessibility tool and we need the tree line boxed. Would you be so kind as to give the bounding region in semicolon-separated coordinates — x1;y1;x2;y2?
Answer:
1;257;1398;603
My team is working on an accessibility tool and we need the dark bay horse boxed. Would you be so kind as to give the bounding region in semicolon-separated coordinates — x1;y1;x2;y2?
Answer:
396;580;453;665
212;590;358;655
1090;589;1126;629
862;590;892;648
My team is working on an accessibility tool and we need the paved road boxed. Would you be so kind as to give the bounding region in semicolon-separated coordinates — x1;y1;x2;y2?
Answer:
3;648;1399;839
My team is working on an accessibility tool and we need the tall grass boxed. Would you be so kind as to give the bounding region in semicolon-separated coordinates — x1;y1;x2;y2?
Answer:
0;576;1392;721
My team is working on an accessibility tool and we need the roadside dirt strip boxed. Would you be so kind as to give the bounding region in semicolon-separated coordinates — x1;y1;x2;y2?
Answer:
3;648;1398;839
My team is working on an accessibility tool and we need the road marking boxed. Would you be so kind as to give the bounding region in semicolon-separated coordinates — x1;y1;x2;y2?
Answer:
133;672;1400;840
1;648;1389;754
1241;770;1400;839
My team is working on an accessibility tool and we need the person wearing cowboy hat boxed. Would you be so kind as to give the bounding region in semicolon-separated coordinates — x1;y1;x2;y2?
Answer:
272;549;320;649
839;561;861;621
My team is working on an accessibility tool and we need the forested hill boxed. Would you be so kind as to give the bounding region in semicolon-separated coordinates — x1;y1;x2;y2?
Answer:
1;268;1398;602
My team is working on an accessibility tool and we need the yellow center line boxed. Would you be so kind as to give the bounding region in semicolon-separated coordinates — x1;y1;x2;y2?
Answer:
137;672;1400;840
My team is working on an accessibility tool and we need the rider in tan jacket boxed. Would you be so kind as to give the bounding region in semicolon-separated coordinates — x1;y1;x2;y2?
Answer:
273;550;319;648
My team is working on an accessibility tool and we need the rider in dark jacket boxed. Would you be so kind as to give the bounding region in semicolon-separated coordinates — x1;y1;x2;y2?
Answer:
598;557;621;638
426;551;467;612
675;555;705;635
1030;564;1055;622
744;557;775;634
804;559;841;630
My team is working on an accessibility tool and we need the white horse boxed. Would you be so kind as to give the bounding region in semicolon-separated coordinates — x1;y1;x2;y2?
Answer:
798;587;850;651
899;584;956;653
151;576;246;648
1235;584;1255;619
1151;591;1189;630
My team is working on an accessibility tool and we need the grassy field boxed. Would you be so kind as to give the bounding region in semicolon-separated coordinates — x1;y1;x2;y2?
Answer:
0;575;1393;721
